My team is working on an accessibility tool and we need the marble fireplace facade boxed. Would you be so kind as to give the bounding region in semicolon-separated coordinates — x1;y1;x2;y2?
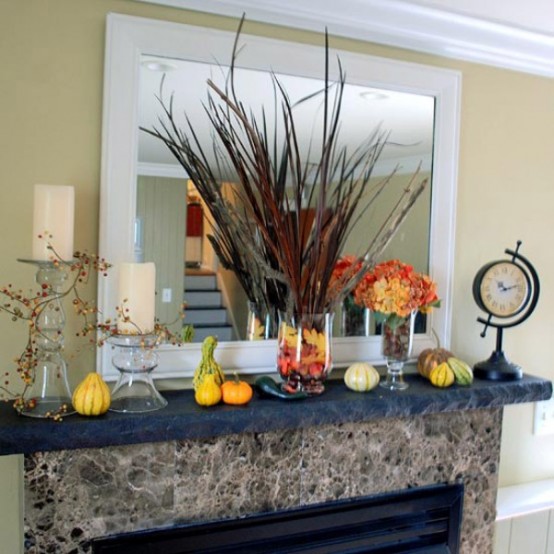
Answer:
24;407;502;553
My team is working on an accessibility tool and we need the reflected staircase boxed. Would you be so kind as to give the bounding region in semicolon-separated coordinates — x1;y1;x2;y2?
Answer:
184;269;234;342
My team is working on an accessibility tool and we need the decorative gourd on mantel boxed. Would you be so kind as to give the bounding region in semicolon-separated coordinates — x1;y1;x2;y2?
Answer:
344;363;380;392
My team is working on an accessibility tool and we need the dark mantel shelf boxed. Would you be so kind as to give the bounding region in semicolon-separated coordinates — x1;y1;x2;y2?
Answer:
0;374;551;456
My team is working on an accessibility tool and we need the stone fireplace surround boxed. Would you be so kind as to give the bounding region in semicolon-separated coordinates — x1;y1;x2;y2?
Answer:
0;374;550;554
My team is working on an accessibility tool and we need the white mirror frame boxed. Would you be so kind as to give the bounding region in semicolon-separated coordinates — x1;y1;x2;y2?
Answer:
99;13;460;379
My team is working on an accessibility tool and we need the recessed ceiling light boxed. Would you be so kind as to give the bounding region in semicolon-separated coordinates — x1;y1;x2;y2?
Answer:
359;90;390;101
141;59;178;72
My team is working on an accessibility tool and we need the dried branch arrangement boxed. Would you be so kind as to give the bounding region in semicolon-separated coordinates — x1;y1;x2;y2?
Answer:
142;18;427;322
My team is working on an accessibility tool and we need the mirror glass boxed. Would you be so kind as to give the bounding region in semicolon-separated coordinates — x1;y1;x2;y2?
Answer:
136;56;434;342
98;14;458;378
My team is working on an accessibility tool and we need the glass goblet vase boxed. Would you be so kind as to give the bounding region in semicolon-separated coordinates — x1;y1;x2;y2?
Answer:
109;334;167;413
380;310;416;391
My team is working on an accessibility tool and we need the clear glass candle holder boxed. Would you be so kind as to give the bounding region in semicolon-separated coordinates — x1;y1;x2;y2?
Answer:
18;259;75;418
108;334;167;413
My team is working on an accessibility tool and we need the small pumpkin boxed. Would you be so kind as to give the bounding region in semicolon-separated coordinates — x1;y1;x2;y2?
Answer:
344;362;380;392
429;362;455;388
417;347;453;379
448;357;473;386
72;372;111;416
221;374;253;405
194;374;222;407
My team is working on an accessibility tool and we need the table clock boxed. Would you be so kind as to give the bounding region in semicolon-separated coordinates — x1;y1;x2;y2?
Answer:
472;241;539;380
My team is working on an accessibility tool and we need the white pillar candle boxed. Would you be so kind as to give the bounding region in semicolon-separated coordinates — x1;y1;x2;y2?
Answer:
32;184;75;261
117;262;156;334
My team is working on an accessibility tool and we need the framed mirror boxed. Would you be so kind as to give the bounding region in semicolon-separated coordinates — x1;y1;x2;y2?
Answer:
99;13;460;379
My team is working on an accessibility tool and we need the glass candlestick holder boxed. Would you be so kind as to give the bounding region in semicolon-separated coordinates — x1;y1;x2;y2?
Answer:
18;259;75;418
108;334;167;413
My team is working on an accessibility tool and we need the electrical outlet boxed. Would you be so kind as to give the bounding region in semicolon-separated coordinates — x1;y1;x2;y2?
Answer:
162;288;172;303
533;397;554;436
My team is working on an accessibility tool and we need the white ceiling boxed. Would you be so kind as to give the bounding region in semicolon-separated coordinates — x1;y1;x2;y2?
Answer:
401;0;554;35
136;0;554;36
135;0;554;77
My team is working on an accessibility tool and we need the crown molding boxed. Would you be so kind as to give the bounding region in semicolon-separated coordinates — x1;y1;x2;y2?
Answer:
134;0;554;77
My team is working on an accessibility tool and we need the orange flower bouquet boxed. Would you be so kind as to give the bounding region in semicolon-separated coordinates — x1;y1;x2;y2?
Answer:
352;259;440;327
333;258;440;390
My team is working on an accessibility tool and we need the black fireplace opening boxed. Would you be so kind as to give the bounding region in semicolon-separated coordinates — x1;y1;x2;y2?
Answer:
92;483;464;554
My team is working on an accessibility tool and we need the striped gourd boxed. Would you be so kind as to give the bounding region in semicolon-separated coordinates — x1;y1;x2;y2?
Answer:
72;373;111;416
448;357;474;386
429;362;455;388
344;363;380;392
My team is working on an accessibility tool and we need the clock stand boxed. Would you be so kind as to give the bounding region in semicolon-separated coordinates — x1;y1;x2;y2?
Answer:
473;241;540;381
474;326;521;380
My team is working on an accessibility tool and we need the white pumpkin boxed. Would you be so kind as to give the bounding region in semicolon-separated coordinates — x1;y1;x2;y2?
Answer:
344;363;380;392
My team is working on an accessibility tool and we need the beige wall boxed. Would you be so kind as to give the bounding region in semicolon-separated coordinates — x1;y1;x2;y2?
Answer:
2;0;554;549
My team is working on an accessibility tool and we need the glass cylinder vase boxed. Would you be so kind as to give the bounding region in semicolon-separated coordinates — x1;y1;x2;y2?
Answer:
246;301;272;340
380;310;416;391
277;312;334;395
340;294;371;337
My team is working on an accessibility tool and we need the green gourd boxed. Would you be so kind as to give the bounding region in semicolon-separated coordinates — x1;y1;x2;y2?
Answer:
448;357;474;386
255;376;308;400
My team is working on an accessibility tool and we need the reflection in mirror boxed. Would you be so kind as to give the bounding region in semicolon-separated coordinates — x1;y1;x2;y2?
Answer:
99;14;459;378
137;57;434;342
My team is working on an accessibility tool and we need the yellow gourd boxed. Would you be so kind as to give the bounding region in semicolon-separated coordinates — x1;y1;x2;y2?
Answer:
72;372;111;416
193;336;225;391
429;362;455;388
344;362;380;392
194;374;222;407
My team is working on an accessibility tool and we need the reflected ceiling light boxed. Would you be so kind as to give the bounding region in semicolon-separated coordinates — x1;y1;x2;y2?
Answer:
359;90;390;101
141;59;178;72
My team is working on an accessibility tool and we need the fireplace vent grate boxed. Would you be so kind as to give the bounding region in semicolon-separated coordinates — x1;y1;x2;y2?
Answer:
92;483;463;554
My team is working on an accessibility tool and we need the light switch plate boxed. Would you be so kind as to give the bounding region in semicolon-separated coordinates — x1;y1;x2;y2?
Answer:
533;397;554;436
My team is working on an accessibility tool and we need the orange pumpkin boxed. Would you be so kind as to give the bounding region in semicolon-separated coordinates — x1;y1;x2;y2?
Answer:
221;375;253;405
417;347;453;379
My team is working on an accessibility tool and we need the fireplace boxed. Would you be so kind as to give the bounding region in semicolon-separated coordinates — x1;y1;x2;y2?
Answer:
92;484;464;554
11;376;550;553
23;408;503;553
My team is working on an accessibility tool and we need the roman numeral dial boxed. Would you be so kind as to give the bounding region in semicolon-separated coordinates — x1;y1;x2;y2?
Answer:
477;262;529;318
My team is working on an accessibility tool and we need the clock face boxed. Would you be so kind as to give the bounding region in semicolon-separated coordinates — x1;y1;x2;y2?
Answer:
479;261;530;317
